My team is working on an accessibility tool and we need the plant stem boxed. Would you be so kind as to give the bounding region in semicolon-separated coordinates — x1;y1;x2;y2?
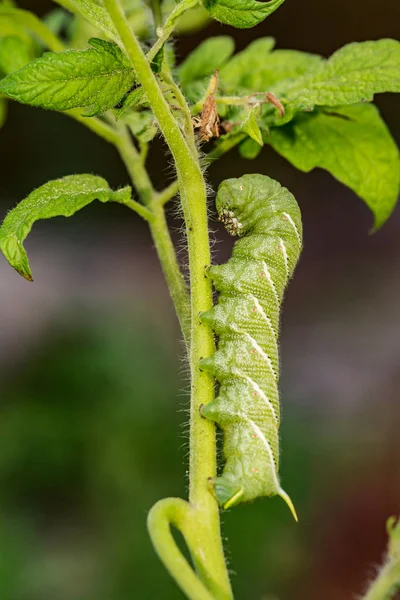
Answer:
148;498;215;600
160;68;197;157
155;179;180;207
362;561;400;600
115;125;155;206
146;0;199;63
103;1;232;597
66;110;121;145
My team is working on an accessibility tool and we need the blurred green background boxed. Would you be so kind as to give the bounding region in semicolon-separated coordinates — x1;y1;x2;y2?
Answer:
0;1;400;599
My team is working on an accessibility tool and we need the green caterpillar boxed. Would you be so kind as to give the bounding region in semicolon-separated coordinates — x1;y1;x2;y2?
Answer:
200;174;302;517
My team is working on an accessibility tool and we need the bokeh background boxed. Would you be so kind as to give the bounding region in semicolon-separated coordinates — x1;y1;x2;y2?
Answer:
1;1;400;598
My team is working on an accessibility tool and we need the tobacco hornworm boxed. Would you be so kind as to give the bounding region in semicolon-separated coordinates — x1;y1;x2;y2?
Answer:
200;174;302;517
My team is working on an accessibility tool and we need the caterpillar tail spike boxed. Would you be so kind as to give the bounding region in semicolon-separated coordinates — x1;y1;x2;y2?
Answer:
278;488;298;522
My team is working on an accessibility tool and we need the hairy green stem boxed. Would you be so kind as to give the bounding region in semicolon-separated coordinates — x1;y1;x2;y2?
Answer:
161;69;197;157
146;0;199;63
66;109;121;145
115;125;155;205
103;0;232;597
362;519;400;600
363;561;400;600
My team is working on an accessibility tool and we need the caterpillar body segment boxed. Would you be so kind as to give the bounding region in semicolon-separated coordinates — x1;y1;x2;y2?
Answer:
200;174;302;517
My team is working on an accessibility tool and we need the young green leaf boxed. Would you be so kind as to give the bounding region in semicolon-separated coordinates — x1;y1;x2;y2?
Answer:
267;104;400;228
282;39;400;116
221;40;322;93
68;0;118;41
0;38;136;116
202;0;285;28
123;110;158;143
150;46;164;74
177;36;235;85
0;174;132;281
116;87;148;118
241;105;263;146
0;35;34;74
174;4;210;34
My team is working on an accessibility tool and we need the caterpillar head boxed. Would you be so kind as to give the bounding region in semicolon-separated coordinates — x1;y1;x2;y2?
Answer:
216;177;251;237
218;208;244;237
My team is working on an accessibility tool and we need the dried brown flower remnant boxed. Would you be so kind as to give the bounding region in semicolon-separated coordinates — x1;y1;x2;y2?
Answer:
265;92;285;118
193;70;220;142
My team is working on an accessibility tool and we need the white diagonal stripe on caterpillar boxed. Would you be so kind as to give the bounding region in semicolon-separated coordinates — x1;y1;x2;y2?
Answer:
245;418;280;486
243;375;279;425
250;294;279;343
279;237;289;279
261;260;280;305
244;332;278;382
282;211;302;246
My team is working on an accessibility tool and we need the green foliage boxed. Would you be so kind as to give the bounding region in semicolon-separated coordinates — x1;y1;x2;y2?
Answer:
124;109;158;142
240;105;263;146
267;104;400;228
201;0;285;29
280;39;400;119
0;35;33;74
177;36;235;85
0;37;136;115
116;86;148;117
0;174;131;281
220;39;322;94
71;0;119;40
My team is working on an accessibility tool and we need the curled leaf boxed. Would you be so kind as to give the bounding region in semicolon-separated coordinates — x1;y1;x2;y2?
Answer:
0;174;131;280
202;0;285;29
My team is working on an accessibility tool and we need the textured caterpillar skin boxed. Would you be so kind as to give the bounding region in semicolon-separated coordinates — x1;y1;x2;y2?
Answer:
200;174;302;513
